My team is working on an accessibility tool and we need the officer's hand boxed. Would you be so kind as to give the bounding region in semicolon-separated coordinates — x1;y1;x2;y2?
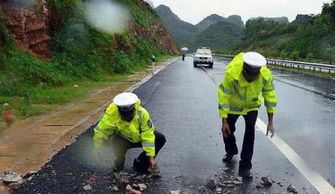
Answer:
149;157;158;170
222;120;231;138
266;123;275;138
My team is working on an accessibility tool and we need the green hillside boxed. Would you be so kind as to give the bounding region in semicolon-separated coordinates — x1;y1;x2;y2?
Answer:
190;21;243;50
229;1;335;63
155;5;243;50
0;0;176;125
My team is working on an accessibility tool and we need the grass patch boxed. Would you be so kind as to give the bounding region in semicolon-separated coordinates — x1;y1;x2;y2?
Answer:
0;0;175;133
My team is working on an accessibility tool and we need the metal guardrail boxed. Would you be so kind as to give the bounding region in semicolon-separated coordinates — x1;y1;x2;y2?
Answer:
215;54;335;74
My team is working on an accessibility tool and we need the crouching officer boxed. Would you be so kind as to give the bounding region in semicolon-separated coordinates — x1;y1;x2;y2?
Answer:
93;92;166;174
218;52;277;179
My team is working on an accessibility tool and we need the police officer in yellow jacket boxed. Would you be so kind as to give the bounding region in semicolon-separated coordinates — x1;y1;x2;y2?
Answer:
218;52;277;178
93;92;166;173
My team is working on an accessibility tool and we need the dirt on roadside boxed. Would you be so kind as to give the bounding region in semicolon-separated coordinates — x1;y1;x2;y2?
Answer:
0;58;177;193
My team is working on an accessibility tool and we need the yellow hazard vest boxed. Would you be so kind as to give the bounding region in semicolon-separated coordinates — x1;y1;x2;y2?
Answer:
93;100;156;156
218;52;278;118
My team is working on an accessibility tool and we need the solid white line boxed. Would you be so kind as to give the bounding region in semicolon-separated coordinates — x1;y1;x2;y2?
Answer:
256;118;335;194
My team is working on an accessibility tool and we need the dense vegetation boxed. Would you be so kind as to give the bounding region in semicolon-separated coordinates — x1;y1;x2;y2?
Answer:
155;5;244;51
189;21;243;50
221;1;335;63
0;0;171;126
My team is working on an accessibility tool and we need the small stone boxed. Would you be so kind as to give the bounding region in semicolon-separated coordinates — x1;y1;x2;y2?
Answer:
226;184;234;188
148;172;161;179
23;171;38;179
111;185;119;191
233;181;242;185
235;177;242;182
205;178;216;190
255;183;263;189
287;184;298;193
138;183;147;191
222;181;234;184
121;177;130;184
83;184;92;191
73;84;79;88
260;176;273;187
216;187;222;193
198;186;206;192
170;190;180;194
132;183;140;190
129;189;142;194
277;181;284;187
3;171;22;184
126;184;133;190
8;183;21;190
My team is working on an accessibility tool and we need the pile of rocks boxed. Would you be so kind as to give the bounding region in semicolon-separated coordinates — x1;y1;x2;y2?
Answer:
1;170;37;191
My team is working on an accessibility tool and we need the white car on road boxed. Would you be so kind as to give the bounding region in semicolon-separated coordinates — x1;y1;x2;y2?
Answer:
193;47;214;68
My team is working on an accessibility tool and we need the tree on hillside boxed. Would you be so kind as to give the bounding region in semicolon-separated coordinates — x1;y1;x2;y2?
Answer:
322;0;335;25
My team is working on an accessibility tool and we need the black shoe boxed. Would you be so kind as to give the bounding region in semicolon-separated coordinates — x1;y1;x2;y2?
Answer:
238;169;253;179
222;154;235;163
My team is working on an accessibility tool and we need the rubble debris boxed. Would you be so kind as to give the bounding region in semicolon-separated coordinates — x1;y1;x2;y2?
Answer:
126;184;133;190
287;184;298;193
23;171;38;179
255;183;263;189
233;180;242;185
198;185;206;192
3;171;23;184
260;176;273;187
111;185;119;191
216;187;222;194
149;173;161;179
121;177;130;184
205;178;216;190
132;183;140;190
235;177;242;182
129;189;142;194
8;183;21;190
83;184;92;191
170;190;180;194
138;183;147;191
277;181;284;187
222;181;233;184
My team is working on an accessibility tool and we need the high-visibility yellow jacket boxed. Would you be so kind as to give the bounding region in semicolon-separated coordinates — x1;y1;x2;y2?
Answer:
218;52;277;119
93;100;156;157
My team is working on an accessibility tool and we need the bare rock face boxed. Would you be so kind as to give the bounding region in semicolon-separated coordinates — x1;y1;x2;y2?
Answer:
0;0;50;58
130;22;179;55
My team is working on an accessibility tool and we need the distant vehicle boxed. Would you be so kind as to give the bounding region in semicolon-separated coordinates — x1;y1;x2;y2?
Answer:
193;47;214;68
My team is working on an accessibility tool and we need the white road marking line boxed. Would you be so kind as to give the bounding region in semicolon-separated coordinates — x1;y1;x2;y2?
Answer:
256;118;335;194
201;62;335;193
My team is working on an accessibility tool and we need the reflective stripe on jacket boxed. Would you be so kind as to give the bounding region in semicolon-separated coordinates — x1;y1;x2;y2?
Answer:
93;100;156;157
218;52;277;119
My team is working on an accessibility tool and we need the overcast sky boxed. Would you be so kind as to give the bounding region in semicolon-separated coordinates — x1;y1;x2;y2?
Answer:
149;0;332;24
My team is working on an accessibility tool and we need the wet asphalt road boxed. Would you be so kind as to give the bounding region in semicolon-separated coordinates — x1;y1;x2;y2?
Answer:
15;57;335;193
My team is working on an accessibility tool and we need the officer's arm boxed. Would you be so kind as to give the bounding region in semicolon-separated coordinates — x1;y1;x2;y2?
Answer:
262;73;277;114
218;74;234;119
93;111;116;148
140;109;156;157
